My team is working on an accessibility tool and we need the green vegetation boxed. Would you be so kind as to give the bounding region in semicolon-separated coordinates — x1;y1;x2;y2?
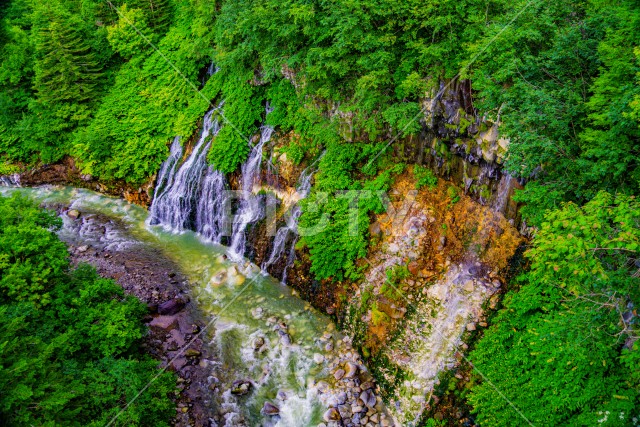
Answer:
414;165;438;190
0;194;175;426
446;186;460;204
1;0;639;423
469;192;640;426
381;264;410;300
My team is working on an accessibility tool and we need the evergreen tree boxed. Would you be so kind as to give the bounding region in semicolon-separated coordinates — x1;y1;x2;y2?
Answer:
33;14;102;109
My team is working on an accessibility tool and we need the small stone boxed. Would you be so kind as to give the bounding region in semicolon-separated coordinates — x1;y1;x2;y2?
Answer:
322;408;341;422
479;321;488;327
344;362;358;378
466;322;476;331
337;404;352;419
184;348;200;357
360;390;376;408
360;381;374;390
77;245;89;253
261;401;280;416
278;330;292;346
387;243;400;254
352;405;363;413
464;280;474;292
407;261;420;276
231;380;252;396
253;337;265;351
149;315;178;331
158;298;185;315
277;390;288;401
313;353;325;364
334;369;345;381
67;209;80;220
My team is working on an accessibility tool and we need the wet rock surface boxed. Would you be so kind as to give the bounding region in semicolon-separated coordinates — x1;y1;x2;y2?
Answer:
339;173;523;424
54;205;216;427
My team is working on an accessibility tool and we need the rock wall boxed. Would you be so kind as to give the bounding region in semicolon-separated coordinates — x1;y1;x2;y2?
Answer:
399;79;523;229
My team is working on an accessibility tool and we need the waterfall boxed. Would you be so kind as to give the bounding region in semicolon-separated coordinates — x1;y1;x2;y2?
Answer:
491;172;512;215
228;124;274;259
150;105;277;261
196;168;228;243
153;136;183;201
0;173;20;187
261;164;316;283
148;108;221;230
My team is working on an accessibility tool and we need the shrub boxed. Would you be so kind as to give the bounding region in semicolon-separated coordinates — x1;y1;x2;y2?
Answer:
414;165;438;190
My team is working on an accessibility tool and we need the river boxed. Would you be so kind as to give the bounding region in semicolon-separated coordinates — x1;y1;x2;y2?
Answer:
0;185;392;427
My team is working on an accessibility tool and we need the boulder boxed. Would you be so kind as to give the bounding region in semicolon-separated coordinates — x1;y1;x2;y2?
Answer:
323;407;341;422
407;261;421;276
67;209;81;220
158;298;185;315
344;362;358;378
463;280;474;292
149;315;178;332
360;389;376;408
184;348;200;357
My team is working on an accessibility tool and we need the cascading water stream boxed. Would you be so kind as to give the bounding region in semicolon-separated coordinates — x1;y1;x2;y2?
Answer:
0;173;20;187
228;109;274;259
148;108;221;231
0;185;395;427
491;172;513;215
196;168;229;243
153;136;183;201
261;161;318;283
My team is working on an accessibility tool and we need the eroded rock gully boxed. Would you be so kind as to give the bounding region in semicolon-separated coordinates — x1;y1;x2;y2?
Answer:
336;172;523;425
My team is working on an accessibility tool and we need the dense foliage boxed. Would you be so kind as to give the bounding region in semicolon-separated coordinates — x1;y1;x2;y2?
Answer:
0;194;175;426
0;0;216;183
1;0;640;424
469;192;640;426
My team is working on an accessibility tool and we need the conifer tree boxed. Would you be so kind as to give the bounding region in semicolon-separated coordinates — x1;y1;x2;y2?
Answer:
33;17;102;109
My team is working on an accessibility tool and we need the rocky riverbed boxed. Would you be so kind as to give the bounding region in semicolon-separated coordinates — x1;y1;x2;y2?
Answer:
52;204;216;427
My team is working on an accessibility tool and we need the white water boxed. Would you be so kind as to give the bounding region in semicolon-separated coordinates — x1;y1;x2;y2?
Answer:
148;109;221;230
196;168;229;243
491;172;513;215
0;185;342;427
261;164;316;282
0;173;20;187
228;124;273;259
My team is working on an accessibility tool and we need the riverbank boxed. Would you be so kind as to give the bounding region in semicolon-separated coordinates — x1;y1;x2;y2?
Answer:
49;202;216;427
